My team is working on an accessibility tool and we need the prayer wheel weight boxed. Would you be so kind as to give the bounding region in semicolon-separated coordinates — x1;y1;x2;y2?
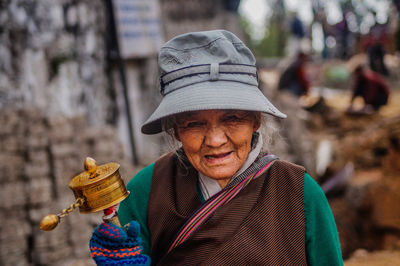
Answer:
40;157;129;231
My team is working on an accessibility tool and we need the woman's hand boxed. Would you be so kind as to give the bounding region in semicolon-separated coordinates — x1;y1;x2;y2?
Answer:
89;221;151;265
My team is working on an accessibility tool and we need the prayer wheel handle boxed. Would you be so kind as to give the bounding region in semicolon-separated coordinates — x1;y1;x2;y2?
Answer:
40;157;129;231
40;198;85;231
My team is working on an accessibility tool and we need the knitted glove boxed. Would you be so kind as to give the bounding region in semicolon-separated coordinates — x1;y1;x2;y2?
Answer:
89;221;151;266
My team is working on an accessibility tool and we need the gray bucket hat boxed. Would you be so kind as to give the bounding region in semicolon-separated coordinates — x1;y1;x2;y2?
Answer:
141;29;286;134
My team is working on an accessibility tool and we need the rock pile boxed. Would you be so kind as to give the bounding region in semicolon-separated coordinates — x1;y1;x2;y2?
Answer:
308;104;400;259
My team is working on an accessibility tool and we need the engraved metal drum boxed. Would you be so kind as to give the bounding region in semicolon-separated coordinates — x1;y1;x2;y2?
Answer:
40;157;129;231
68;160;129;213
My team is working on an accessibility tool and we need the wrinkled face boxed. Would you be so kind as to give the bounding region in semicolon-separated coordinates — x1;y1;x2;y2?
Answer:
174;110;260;188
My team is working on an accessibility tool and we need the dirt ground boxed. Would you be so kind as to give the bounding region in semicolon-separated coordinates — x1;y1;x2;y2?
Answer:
344;249;400;266
319;89;400;266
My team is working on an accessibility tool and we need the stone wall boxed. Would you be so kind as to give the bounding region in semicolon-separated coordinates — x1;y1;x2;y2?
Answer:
0;0;113;126
0;1;119;264
0;108;136;266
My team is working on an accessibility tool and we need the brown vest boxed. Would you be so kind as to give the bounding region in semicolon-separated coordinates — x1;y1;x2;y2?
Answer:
148;152;307;265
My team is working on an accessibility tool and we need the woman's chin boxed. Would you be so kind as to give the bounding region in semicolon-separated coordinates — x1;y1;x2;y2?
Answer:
199;157;244;180
200;166;237;181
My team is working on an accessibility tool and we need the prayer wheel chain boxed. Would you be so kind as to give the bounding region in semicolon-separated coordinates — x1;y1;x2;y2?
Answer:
58;198;84;218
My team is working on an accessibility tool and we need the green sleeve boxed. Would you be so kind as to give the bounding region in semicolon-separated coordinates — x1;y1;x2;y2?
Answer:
118;163;154;255
304;173;343;266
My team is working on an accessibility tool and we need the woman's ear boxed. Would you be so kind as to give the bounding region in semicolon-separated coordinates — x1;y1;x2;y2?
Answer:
173;127;181;141
253;113;261;132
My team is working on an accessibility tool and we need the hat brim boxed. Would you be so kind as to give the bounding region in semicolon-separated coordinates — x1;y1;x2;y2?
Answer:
141;81;286;134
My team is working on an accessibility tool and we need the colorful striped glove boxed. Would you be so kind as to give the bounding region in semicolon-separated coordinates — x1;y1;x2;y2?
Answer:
89;221;151;265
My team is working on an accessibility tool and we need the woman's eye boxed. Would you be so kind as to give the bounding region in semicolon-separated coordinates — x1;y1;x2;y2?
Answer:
182;121;204;128
223;115;240;122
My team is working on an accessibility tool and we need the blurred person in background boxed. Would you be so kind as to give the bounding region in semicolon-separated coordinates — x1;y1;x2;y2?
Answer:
278;51;310;97
394;0;400;55
223;0;241;12
362;15;390;76
286;13;306;58
89;30;343;265
348;65;390;113
335;10;351;59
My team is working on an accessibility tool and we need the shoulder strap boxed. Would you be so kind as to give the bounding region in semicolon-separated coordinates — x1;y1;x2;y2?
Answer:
166;155;278;254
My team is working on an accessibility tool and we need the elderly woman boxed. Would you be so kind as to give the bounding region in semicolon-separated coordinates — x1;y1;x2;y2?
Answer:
89;30;343;265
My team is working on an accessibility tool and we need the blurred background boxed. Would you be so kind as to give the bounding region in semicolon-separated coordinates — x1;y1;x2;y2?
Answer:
0;0;399;265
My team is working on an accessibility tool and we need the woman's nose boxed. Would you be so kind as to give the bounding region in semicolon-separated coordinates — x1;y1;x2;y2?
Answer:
204;126;228;147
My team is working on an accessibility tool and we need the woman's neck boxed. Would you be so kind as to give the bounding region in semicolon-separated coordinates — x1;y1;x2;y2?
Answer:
217;178;231;189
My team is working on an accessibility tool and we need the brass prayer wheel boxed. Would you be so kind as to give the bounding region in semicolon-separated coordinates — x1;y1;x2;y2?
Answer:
40;157;129;231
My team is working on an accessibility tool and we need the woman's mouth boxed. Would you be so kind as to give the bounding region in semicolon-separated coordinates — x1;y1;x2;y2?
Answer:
205;152;232;162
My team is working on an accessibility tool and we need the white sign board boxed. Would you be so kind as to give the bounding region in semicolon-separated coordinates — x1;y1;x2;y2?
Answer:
113;0;164;59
